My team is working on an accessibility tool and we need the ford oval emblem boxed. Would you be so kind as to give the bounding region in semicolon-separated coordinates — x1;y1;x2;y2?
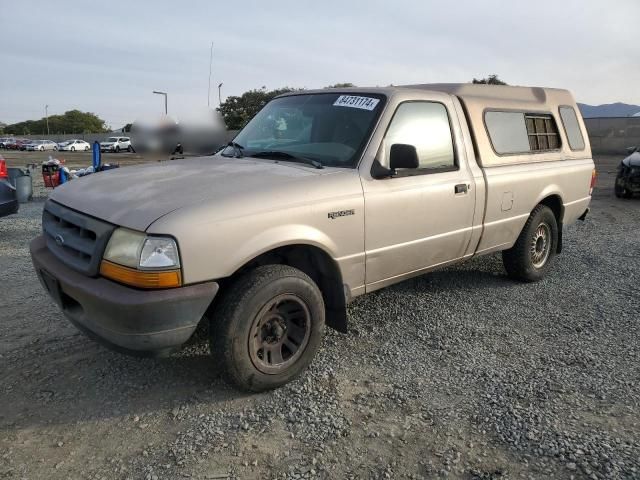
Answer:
55;234;65;246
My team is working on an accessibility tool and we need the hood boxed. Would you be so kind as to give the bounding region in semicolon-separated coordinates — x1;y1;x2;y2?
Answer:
49;155;337;231
622;151;640;168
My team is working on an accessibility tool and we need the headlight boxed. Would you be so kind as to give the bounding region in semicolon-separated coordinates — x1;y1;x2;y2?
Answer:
101;228;181;288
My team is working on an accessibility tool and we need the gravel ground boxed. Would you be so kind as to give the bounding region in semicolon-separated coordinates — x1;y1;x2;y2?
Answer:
0;155;638;479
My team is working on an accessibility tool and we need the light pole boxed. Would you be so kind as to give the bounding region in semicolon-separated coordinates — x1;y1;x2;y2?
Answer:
45;104;50;135
152;91;168;115
218;83;223;106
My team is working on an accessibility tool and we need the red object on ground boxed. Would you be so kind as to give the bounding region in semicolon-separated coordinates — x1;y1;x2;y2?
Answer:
42;163;62;188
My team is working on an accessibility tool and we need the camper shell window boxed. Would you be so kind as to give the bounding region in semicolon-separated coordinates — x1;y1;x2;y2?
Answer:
484;111;562;155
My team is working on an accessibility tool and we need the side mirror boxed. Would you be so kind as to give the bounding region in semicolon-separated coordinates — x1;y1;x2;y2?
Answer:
389;143;419;170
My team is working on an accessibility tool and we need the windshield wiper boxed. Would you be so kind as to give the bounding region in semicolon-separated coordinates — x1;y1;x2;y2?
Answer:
221;141;244;158
248;150;324;169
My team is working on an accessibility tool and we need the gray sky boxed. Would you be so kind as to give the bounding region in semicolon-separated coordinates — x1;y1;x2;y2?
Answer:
1;0;638;129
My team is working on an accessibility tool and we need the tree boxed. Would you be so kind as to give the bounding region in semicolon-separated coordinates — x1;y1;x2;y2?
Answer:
4;110;109;135
325;83;356;88
472;75;507;85
218;87;297;130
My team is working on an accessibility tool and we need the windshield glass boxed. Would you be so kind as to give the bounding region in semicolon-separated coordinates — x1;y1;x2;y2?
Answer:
107;137;118;142
224;93;385;168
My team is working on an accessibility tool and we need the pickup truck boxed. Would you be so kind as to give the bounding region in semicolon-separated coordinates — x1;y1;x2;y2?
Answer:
30;84;595;391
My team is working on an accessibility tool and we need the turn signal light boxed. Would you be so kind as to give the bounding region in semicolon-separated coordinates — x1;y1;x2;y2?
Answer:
590;168;597;195
100;260;182;289
0;158;8;179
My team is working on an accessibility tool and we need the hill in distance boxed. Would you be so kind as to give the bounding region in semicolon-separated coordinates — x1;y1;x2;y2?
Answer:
578;102;640;118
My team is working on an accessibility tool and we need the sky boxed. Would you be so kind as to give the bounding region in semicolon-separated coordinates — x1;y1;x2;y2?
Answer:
1;0;639;129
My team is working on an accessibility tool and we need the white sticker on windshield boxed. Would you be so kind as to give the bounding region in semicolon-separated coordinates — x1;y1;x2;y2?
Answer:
333;95;380;111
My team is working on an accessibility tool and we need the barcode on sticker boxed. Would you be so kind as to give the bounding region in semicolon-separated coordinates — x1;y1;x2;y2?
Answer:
333;95;380;111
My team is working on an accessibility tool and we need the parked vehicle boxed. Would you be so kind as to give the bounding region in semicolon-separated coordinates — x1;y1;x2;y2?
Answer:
615;146;640;198
30;84;594;391
58;139;91;152
7;139;30;150
0;158;19;217
0;138;15;149
100;136;131;153
25;140;58;151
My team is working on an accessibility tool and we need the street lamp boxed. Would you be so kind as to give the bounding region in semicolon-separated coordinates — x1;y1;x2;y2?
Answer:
218;83;223;106
152;91;168;115
45;104;50;135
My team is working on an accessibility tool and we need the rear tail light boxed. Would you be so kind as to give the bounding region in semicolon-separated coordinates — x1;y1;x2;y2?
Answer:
590;168;597;195
0;158;7;179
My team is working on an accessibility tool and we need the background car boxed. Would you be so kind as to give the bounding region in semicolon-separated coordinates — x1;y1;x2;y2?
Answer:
0;138;15;149
11;139;31;150
58;139;91;152
615;146;640;198
100;136;132;153
25;140;58;151
0;157;19;217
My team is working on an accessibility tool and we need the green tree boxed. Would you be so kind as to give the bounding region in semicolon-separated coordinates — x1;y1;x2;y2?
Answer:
218;87;297;130
4;110;109;135
472;75;507;85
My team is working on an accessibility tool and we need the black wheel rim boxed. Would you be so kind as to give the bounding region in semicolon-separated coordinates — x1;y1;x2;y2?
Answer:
248;294;311;375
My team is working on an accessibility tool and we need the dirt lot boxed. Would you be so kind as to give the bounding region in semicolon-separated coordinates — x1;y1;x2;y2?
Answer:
0;153;638;480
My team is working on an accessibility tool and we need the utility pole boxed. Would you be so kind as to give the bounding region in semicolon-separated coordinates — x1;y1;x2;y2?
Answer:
45;105;50;135
152;91;168;115
218;82;223;106
207;41;213;107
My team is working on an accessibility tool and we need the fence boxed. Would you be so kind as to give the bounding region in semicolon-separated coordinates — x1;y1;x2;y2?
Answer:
584;117;640;155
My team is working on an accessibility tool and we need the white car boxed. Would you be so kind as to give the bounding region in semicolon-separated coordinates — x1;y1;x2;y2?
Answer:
58;139;91;152
25;140;58;151
100;136;132;153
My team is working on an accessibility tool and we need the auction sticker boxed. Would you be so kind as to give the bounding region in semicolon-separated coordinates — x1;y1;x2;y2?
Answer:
333;95;380;111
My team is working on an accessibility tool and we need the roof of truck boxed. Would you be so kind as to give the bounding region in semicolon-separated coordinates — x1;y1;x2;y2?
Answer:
402;83;574;105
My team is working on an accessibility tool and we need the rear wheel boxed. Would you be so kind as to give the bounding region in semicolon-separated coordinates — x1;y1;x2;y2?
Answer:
71;146;75;152
127;145;133;152
502;204;558;282
85;146;90;151
210;265;325;392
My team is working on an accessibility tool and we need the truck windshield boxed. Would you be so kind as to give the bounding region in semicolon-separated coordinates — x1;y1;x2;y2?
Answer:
222;93;385;168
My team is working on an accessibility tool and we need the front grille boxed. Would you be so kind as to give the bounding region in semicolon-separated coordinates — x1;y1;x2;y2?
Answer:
42;200;115;276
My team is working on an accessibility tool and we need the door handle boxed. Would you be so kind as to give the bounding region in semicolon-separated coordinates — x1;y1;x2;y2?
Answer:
454;183;468;194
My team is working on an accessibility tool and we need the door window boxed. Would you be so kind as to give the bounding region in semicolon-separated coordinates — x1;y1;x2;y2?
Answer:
383;102;456;173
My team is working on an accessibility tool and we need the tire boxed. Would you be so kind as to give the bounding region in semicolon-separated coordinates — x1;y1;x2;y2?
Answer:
502;204;558;282
71;146;75;152
85;146;90;151
210;265;325;392
127;145;132;152
53;146;58;151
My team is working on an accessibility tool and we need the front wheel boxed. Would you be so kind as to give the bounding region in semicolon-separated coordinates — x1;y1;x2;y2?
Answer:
85;146;90;151
115;146;120;153
71;146;75;152
502;204;558;282
210;265;325;392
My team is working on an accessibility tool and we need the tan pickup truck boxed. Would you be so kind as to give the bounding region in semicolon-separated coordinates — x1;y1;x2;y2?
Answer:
30;84;595;391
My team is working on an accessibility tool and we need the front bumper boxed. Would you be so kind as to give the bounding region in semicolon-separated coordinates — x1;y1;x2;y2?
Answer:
30;235;219;355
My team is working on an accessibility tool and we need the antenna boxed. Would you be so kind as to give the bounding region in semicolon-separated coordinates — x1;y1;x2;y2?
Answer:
207;42;213;107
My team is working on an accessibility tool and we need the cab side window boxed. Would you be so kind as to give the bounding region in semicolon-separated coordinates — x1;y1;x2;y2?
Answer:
383;102;456;172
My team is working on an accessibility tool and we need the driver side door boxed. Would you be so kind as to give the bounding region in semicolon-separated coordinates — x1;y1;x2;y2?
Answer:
362;99;475;290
